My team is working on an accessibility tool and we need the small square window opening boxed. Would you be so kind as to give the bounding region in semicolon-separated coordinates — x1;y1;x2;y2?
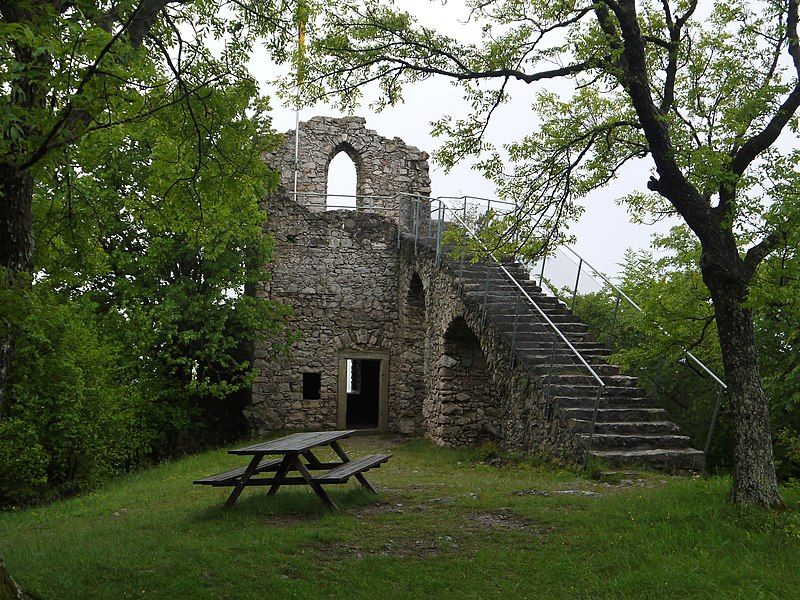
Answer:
302;372;322;399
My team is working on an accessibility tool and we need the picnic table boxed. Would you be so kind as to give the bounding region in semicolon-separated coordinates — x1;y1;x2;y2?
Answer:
193;430;391;511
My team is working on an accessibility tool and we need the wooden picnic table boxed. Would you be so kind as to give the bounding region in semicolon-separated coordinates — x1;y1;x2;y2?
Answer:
193;430;391;511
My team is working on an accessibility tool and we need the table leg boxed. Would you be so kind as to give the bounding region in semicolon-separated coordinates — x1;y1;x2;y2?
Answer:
224;455;262;508
301;449;323;467
329;441;377;494
292;455;339;511
267;455;293;496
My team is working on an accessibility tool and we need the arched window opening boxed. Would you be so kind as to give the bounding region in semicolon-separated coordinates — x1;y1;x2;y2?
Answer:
326;151;357;210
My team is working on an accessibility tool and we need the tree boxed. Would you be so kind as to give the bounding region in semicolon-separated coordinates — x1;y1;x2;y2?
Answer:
0;0;300;592
296;0;800;505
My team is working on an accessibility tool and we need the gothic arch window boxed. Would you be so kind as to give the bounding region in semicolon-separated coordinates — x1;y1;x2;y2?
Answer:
326;144;360;210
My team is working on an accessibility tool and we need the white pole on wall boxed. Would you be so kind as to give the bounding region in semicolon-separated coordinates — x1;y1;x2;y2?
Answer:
293;107;300;198
293;5;307;200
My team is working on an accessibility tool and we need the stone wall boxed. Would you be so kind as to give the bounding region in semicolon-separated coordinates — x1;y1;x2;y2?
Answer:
249;199;402;431
265;116;431;229
249;115;582;462
248;116;432;435
399;241;581;459
426;316;501;446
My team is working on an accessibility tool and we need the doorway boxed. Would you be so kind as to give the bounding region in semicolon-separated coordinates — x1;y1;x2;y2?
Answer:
337;353;389;431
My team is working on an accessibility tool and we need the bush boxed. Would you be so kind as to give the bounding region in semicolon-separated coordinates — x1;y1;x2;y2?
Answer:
2;289;151;503
0;419;48;504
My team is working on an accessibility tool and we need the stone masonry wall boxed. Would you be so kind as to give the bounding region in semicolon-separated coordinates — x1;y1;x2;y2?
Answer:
249;197;402;431
249;115;584;462
265;116;431;230
398;241;582;459
248;116;432;434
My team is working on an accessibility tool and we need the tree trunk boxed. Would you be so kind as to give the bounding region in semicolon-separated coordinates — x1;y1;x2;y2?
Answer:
0;163;34;416
0;552;24;600
704;265;781;506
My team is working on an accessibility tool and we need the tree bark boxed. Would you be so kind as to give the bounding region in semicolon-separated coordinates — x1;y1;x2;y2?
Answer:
0;163;34;416
0;552;24;600
702;258;782;506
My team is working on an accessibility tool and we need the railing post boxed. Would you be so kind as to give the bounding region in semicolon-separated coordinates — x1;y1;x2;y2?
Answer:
510;286;521;369
435;199;444;267
608;291;621;349
413;198;420;256
702;386;725;475
545;332;558;418
481;262;491;327
538;251;547;287
571;258;583;311
584;384;604;466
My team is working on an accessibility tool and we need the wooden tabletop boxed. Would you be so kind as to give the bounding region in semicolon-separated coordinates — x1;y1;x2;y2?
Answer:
229;430;358;455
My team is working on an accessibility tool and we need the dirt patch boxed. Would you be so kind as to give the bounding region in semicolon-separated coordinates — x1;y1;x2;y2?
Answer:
465;512;531;531
261;513;315;527
356;501;409;516
512;488;602;497
337;536;447;559
317;508;551;560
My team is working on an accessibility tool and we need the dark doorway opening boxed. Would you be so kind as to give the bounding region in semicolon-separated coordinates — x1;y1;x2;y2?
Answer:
346;358;381;428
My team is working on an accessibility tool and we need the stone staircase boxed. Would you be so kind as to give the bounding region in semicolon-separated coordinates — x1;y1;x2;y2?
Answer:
449;257;704;471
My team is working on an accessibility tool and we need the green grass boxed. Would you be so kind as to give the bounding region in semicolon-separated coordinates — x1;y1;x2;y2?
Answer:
2;435;799;599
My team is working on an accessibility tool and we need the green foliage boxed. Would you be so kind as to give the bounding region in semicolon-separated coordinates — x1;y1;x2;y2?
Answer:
0;419;48;505
569;225;800;478
1;0;301;504
24;77;293;470
1;287;150;504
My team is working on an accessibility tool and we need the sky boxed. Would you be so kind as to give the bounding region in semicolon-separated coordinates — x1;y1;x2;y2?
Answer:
246;0;680;280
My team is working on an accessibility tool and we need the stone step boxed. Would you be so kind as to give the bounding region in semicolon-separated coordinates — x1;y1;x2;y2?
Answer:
514;339;608;350
465;291;566;310
462;281;545;297
547;374;639;387
550;385;647;399
540;363;621;376
449;262;533;281
553;395;654;410
588;448;704;471
558;407;670;422
510;331;598;344
568;420;681;435
492;319;589;334
580;433;692;450
489;311;584;325
518;352;612;367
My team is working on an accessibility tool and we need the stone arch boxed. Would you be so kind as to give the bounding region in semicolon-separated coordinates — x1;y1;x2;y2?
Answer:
396;271;428;434
428;316;500;446
325;141;362;210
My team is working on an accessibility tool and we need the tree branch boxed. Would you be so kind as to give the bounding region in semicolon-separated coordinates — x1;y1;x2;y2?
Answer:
730;0;800;176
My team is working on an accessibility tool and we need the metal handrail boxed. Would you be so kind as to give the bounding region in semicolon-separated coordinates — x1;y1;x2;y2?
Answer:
443;206;606;389
557;245;727;390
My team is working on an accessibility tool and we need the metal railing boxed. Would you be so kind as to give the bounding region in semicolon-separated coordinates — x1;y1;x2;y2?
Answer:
527;242;727;471
402;194;608;458
285;190;725;466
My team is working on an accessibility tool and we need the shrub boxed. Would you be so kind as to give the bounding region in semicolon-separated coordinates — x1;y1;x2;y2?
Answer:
2;289;151;503
0;418;48;504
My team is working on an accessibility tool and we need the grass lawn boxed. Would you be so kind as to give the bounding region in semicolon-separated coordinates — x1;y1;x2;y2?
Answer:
1;435;799;599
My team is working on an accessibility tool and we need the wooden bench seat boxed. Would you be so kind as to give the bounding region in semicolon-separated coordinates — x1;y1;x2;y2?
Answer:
312;454;392;484
193;457;283;486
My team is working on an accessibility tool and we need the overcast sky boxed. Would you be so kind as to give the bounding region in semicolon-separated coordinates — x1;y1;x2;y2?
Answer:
246;0;680;279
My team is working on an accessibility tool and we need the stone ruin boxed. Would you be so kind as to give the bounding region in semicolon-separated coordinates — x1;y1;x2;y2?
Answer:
247;116;704;470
